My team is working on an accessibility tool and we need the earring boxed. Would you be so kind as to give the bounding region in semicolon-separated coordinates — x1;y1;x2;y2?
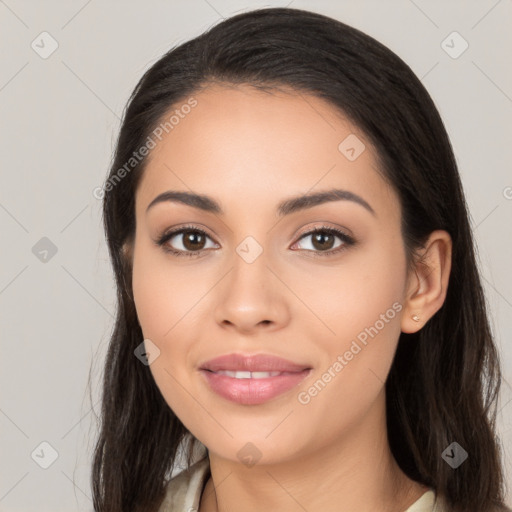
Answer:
412;314;420;322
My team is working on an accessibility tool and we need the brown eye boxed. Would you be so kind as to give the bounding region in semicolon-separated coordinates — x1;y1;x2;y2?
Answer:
156;226;218;257
156;224;355;258
310;231;336;251
181;230;207;251
294;226;354;254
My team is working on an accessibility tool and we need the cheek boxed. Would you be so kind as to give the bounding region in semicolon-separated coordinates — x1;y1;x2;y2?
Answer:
290;253;406;446
305;235;406;348
307;235;407;391
131;238;201;339
131;239;212;412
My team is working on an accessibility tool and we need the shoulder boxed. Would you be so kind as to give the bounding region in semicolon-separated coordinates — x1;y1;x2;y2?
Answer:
403;489;451;512
158;457;211;512
404;489;440;512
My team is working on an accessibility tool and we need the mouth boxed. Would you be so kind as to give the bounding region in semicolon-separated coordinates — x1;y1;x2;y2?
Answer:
199;353;312;405
207;370;295;378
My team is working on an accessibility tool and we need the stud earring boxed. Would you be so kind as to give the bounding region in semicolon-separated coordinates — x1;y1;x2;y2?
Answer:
412;314;420;322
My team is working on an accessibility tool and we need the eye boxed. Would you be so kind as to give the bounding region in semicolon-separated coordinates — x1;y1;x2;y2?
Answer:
155;225;218;258
155;224;355;258
291;225;355;256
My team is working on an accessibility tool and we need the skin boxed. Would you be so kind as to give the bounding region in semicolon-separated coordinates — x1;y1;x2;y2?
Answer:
128;83;452;512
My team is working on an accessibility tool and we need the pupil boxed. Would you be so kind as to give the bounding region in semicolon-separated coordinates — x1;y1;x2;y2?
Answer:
313;232;334;250
184;231;204;250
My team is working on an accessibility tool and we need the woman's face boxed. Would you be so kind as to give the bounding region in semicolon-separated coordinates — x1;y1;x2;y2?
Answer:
131;83;411;465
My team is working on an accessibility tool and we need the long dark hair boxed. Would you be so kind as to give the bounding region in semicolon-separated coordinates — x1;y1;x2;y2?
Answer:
91;7;508;512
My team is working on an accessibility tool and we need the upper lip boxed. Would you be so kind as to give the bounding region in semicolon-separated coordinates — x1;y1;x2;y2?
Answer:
200;353;311;373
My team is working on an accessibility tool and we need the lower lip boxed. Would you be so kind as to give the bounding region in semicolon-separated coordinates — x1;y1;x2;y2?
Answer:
200;369;311;405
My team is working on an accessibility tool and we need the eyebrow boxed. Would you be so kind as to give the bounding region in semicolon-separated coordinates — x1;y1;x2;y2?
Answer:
146;188;375;217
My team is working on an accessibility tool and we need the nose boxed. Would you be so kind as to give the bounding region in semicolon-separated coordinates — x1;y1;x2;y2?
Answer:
213;252;291;335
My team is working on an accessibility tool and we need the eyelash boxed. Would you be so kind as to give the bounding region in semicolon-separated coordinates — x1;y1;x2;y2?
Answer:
155;223;356;259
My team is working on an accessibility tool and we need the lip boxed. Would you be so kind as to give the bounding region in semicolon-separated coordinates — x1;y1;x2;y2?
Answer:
200;353;310;372
199;353;312;405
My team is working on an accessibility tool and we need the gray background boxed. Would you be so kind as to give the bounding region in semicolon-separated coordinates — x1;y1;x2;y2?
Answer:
1;0;511;510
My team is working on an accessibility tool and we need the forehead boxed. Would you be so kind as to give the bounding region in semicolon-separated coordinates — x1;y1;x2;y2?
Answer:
135;83;398;219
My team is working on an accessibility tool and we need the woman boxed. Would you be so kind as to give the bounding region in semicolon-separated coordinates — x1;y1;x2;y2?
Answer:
91;7;510;512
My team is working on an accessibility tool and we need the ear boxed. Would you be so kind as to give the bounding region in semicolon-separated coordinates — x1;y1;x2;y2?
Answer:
401;230;452;334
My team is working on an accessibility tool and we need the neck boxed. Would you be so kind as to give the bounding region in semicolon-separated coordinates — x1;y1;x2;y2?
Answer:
199;389;429;512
